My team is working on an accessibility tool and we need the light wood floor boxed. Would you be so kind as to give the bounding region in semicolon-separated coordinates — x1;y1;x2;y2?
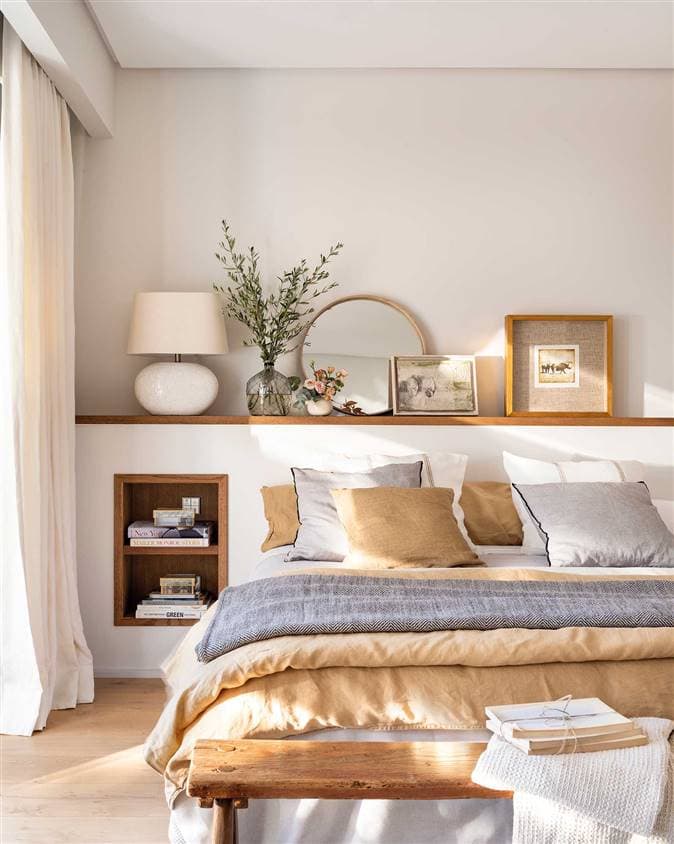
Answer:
1;678;169;844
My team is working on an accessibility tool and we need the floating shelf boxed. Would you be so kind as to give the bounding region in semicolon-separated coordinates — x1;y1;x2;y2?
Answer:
79;415;673;427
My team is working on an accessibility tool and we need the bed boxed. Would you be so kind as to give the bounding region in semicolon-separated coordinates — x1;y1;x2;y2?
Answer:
144;547;674;844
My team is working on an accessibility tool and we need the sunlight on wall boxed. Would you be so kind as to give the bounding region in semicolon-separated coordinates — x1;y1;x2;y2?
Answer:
249;426;424;468
644;383;674;417
475;327;505;358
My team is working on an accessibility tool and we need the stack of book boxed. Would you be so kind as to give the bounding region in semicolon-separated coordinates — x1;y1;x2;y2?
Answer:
128;520;214;547
485;697;647;755
135;574;212;620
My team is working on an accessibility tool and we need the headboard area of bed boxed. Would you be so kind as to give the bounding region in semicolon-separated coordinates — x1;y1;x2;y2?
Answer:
75;420;674;675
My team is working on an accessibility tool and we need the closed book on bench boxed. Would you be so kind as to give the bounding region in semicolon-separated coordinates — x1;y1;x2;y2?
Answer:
485;698;631;740
486;720;645;754
514;732;647;756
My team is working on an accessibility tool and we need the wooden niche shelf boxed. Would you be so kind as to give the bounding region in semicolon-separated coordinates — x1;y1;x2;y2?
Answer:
114;474;228;626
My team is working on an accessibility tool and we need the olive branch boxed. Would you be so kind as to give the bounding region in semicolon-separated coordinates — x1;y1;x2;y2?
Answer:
213;220;343;365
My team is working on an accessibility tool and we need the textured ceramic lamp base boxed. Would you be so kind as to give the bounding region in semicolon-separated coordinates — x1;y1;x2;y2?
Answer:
134;362;219;415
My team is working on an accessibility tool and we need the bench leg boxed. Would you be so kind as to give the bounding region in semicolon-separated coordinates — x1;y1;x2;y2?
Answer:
212;799;236;844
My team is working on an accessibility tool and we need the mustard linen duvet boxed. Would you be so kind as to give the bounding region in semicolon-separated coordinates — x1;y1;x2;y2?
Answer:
144;567;674;803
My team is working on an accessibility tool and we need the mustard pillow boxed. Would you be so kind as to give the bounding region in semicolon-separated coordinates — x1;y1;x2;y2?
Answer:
459;482;523;546
260;485;299;552
331;487;482;569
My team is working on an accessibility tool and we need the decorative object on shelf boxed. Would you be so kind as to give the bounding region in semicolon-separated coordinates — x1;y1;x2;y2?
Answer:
245;364;293;416
213;220;342;416
153;508;196;528
296;362;348;416
160;575;201;594
127;292;228;415
306;399;332;416
505;315;613;417
340;401;366;415
302;296;426;415
391;355;479;416
182;496;201;514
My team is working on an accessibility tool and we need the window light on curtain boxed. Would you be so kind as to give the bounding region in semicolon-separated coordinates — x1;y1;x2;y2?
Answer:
0;22;94;735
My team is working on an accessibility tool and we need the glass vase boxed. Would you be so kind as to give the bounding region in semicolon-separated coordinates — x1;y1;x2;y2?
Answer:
246;363;292;416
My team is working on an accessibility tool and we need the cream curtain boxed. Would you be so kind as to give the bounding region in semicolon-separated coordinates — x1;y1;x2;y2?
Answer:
0;23;94;735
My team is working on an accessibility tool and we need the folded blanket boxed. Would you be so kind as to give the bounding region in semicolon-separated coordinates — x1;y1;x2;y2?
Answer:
472;717;674;841
196;574;674;662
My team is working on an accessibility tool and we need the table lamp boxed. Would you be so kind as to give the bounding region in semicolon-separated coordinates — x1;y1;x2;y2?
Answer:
127;292;229;415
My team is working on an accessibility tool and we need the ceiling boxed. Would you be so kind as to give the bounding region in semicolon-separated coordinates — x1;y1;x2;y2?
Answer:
87;0;674;70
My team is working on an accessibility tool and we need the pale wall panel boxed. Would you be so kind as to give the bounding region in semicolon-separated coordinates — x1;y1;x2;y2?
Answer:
75;68;674;418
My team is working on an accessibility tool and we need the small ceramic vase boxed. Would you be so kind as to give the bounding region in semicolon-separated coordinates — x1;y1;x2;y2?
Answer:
305;398;332;416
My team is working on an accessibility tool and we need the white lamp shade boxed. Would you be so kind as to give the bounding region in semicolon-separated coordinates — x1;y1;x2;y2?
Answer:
127;292;228;355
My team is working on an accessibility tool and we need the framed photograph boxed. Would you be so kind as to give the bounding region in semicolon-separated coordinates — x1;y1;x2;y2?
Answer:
506;315;612;417
533;345;580;388
391;355;479;416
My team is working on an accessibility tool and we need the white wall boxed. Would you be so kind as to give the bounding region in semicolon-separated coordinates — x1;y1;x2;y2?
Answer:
77;422;674;676
73;67;674;675
75;68;674;418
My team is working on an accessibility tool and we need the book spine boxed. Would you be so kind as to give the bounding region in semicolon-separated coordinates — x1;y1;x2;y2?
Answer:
128;524;212;538
148;594;201;601
135;607;208;619
129;538;209;547
128;529;212;539
526;734;647;755
141;600;204;606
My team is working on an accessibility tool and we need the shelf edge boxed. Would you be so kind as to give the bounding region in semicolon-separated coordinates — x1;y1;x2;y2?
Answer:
77;415;674;427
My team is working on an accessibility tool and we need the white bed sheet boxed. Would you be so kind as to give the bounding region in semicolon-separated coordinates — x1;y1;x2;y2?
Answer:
170;548;669;844
251;545;673;580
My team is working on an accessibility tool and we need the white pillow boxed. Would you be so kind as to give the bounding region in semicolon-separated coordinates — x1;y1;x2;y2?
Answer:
355;452;474;550
502;451;644;553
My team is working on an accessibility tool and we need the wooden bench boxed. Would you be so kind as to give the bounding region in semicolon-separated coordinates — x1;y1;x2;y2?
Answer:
186;739;512;844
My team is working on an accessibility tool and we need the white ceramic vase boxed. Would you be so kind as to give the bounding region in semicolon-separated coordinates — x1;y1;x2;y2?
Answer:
134;361;219;415
305;398;332;416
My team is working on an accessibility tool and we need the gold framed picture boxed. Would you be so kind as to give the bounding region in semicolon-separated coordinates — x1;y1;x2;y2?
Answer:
505;315;612;417
391;355;479;416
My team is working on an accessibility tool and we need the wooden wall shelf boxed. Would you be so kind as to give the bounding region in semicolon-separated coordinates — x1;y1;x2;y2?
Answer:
114;474;228;627
80;415;673;427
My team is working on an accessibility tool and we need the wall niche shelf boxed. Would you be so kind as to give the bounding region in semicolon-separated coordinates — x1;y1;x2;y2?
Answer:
114;474;228;627
82;415;673;427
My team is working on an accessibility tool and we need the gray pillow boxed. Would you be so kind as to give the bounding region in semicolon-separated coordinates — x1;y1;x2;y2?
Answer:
286;462;423;562
513;481;674;567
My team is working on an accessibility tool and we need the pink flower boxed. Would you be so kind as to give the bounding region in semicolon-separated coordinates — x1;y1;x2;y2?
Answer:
314;381;326;395
336;369;348;378
304;379;315;390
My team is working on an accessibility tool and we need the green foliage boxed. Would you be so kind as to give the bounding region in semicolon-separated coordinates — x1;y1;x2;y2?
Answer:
213;220;343;365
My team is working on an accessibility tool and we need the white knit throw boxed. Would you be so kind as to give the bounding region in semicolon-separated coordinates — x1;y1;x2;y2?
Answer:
472;718;674;843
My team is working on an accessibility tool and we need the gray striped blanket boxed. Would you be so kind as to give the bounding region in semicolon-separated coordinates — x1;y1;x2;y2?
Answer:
195;574;674;663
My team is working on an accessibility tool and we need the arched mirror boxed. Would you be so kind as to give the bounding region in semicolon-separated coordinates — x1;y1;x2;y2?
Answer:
302;296;426;415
